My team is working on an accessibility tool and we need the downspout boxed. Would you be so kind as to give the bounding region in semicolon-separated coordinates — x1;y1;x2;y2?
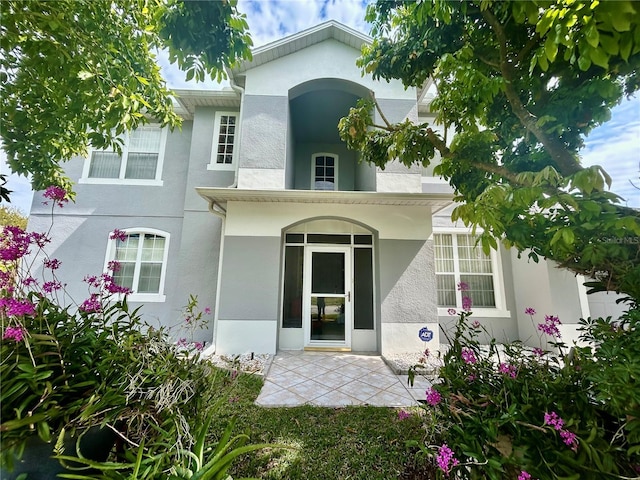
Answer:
225;66;245;188
203;200;226;356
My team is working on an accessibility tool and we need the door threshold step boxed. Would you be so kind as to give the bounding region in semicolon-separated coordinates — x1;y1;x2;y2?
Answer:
304;346;352;352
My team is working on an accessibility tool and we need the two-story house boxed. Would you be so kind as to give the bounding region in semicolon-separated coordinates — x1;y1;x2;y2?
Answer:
27;21;624;356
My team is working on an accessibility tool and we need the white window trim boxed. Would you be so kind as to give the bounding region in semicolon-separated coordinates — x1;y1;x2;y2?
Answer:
311;153;338;191
80;126;167;186
433;229;510;318
208;111;239;171
104;227;170;303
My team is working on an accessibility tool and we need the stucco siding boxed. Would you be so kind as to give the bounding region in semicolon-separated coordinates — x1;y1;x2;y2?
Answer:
238;95;288;169
218;236;281;320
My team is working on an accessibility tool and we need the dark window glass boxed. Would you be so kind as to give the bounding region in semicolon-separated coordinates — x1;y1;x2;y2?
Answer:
307;234;351;244
354;235;373;245
311;252;345;294
354;248;374;329
282;246;303;328
285;233;304;243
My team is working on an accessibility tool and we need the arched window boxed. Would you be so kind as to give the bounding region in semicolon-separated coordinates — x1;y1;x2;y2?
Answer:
105;228;170;302
312;153;338;191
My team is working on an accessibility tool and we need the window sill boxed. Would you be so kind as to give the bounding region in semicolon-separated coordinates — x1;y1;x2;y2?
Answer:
79;178;163;186
438;308;512;318
207;164;235;171
127;293;167;303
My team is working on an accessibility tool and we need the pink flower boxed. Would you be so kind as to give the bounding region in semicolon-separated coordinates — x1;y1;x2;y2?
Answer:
544;411;565;431
0;226;31;261
107;260;121;272
533;347;544;356
426;387;442;406
436;444;459;476
447;308;457;316
471;320;481;328
204;306;212;315
498;362;517;379
3;325;26;342
0;298;36;317
42;280;63;293
397;410;411;420
109;229;128;242
42;186;68;207
560;429;578;451
79;294;102;313
462;296;472;312
461;348;477;364
193;341;204;351
518;471;532;480
538;314;561;337
466;374;477;382
177;338;188;347
525;307;536;316
457;281;470;291
43;258;61;270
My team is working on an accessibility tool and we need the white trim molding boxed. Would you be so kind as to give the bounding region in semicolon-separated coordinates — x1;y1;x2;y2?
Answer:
208;111;239;171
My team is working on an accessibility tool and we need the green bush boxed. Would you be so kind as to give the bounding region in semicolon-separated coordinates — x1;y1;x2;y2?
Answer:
409;307;640;479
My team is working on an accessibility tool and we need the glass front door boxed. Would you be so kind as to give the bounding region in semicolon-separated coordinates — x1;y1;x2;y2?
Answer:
305;246;351;347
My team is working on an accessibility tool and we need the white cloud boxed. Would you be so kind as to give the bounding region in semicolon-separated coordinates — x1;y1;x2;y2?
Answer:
1;150;33;215
582;95;640;207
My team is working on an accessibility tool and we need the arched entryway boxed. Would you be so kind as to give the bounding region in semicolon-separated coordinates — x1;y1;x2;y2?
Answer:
279;218;377;352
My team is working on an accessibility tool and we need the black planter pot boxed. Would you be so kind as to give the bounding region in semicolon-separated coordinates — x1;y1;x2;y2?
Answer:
1;426;116;480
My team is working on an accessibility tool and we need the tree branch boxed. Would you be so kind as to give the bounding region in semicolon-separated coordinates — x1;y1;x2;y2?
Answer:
370;91;393;128
480;7;583;176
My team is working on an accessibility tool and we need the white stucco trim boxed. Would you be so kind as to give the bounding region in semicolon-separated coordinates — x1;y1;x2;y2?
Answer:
236;169;285;189
215;320;277;354
376;172;422;193
381;323;440;355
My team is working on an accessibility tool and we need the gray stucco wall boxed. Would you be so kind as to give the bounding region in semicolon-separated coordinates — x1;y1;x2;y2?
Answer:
378;239;438;325
217;236;281;321
238;95;288;169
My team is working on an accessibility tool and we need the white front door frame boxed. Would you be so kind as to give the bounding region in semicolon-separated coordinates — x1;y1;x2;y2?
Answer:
302;245;352;349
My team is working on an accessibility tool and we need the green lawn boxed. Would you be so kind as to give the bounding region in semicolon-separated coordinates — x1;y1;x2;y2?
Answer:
206;372;436;480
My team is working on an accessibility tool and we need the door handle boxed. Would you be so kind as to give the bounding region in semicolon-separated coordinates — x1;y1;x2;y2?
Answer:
346;291;351;302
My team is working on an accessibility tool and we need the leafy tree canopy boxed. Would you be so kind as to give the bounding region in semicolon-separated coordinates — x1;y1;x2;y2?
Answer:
0;205;27;229
340;0;640;301
1;0;252;194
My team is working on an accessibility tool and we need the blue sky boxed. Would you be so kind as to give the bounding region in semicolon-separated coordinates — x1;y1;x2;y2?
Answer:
2;0;639;213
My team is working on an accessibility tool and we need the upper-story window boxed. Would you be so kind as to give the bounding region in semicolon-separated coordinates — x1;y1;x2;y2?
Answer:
434;232;508;316
312;153;338;191
81;126;166;185
106;228;170;302
208;112;238;170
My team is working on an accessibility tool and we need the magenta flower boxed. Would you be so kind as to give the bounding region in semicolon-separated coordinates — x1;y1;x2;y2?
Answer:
471;320;481;328
533;347;544;356
538;314;561;337
560;429;578;451
436;444;459;476
107;260;122;272
498;362;517;379
0;226;31;261
79;294;102;313
42;280;63;293
109;229;128;242
204;306;212;315
426;387;442;406
457;281;470;291
544;411;565;431
0;298;36;317
461;348;478;364
3;326;26;342
42;186;68;207
525;307;536;316
466;374;477;382
397;409;411;420
193;341;204;351
518;471;532;480
177;338;188;347
447;308;457;316
462;296;472;312
43;258;62;270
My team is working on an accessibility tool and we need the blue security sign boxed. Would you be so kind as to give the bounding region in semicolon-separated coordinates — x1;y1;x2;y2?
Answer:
418;326;434;342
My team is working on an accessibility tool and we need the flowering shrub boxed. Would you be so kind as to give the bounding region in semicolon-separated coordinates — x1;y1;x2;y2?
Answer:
408;308;639;479
0;203;228;475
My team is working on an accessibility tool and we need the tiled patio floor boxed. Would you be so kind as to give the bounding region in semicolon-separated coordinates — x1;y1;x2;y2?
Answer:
255;351;433;407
